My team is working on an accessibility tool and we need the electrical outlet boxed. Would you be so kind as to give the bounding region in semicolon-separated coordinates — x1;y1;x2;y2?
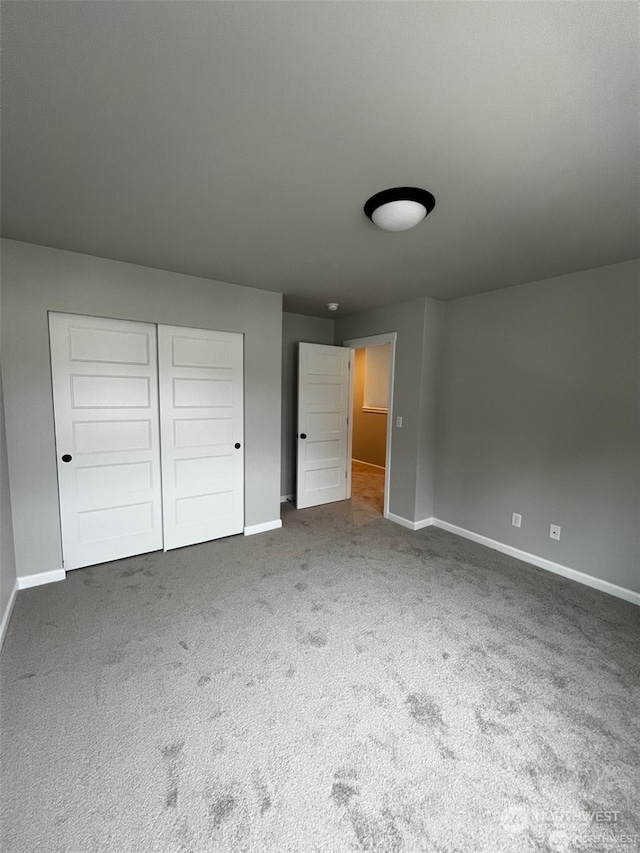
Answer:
395;416;403;428
512;513;522;528
549;524;561;541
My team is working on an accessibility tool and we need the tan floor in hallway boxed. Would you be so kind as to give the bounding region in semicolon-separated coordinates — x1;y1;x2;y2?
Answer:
351;459;385;515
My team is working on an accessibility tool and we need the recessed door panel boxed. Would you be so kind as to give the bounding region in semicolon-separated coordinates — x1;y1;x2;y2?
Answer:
306;353;345;376
173;378;233;408
76;461;154;500
305;467;340;491
73;420;153;454
172;336;232;369
176;492;234;527
306;412;342;434
174;418;234;448
306;382;343;410
175;455;234;488
71;375;151;409
68;326;150;365
305;439;340;464
77;502;155;543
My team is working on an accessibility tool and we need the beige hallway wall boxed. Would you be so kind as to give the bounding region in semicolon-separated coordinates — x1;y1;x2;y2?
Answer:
351;348;387;468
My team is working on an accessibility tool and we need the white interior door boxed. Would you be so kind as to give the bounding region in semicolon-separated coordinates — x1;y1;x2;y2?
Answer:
49;313;164;570
158;325;244;550
297;343;351;509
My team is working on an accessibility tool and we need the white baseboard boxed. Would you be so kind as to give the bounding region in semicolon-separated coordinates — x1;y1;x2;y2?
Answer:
244;519;283;536
0;580;19;652
387;512;434;532
280;494;294;504
432;518;640;607
17;569;66;590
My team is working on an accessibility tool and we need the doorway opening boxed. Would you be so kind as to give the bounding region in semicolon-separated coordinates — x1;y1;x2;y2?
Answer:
343;333;396;519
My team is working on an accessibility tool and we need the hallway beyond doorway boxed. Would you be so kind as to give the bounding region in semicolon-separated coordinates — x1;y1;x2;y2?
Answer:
351;459;384;515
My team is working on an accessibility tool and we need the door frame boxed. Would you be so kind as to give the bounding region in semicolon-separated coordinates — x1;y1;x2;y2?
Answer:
342;332;397;519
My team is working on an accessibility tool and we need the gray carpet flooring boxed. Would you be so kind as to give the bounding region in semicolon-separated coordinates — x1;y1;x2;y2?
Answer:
1;490;639;853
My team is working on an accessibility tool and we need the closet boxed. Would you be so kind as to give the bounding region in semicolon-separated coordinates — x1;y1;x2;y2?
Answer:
49;312;244;570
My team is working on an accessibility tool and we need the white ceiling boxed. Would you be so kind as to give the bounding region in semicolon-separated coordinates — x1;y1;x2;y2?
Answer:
2;1;638;317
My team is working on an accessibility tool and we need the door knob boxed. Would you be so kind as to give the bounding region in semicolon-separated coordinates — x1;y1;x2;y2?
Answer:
300;433;307;439
234;442;241;449
62;454;72;463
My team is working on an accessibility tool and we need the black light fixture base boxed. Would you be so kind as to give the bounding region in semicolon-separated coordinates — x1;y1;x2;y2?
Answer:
364;186;436;223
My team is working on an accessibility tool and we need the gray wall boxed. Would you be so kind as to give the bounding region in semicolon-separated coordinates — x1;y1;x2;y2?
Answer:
335;297;444;523
0;362;17;623
1;239;283;581
281;312;334;498
435;259;640;592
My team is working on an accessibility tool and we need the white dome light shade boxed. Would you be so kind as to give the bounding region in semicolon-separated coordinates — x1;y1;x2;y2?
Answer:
364;187;436;232
371;199;427;231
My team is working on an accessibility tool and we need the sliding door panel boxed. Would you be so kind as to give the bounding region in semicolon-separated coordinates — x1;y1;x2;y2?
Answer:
158;326;244;550
49;313;164;569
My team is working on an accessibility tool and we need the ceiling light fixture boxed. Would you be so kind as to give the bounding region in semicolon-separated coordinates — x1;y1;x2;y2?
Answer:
327;302;339;311
364;187;436;232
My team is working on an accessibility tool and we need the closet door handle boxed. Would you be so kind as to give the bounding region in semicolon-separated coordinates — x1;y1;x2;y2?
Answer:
234;442;241;449
300;433;307;440
61;454;72;463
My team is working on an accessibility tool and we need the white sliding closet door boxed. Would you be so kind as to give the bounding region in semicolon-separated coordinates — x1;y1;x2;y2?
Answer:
49;313;164;570
158;325;244;550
